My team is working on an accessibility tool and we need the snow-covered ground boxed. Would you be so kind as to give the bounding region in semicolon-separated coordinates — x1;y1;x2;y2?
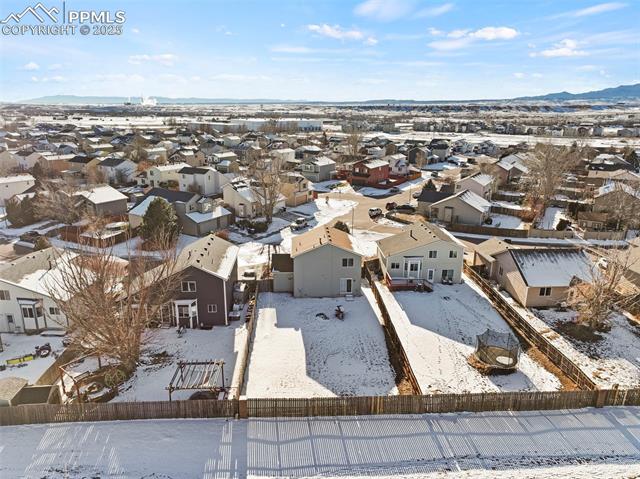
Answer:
0;333;65;384
492;200;525;211
0;219;63;239
498;292;640;389
538;206;568;230
487;214;527;230
533;309;640;389
2;407;639;478
114;323;248;402
373;278;561;393
309;180;353;193
245;291;397;397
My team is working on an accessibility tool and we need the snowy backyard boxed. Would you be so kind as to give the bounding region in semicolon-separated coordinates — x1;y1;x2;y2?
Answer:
0;333;64;384
487;213;527;230
245;291;397;397
2;407;639;478
538;207;569;230
114;323;249;401
374;278;562;394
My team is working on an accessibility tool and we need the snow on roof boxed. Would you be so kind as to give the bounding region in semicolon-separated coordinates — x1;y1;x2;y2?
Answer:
469;173;494;187
433;189;491;213
77;185;127;204
377;223;459;256
595;181;640;200
309;156;335;166
292;225;360;258
178;235;238;280
0;174;34;184
363;159;389;169
153;162;189;172
128;195;166;217
508;248;593;288
186;205;232;223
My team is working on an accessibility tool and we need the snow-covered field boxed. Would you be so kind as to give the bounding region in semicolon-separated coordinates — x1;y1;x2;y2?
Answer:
487;213;527;230
0;333;64;384
115;323;248;402
533;309;640;389
374;278;561;393
245;291;397;397
538;207;568;230
2;407;639;478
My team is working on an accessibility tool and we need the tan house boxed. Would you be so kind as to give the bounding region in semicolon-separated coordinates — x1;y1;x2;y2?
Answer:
454;172;496;200
280;172;312;207
273;226;362;297
491;248;592;308
376;223;464;289
430;189;491;225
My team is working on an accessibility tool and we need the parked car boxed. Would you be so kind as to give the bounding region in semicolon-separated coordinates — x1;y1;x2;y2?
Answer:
395;204;416;213
290;218;309;231
19;231;42;243
389;187;400;194
368;207;383;218
412;191;422;199
385;201;397;211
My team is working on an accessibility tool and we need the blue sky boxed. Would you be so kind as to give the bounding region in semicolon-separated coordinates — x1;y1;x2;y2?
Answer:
0;0;638;101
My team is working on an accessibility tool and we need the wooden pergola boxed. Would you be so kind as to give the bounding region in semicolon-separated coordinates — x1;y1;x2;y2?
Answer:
166;360;225;401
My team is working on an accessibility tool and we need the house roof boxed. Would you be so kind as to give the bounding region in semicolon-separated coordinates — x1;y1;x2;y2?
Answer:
177;235;238;281
0;174;34;184
0;377;28;402
291;225;360;258
431;188;491;213
185;205;232;224
376;223;460;257
141;187;196;204
464;173;494;187
77;185;127;204
99;157;126;168
474;237;521;262
505;248;593;288
595;181;640;200
363;159;388;169
308;156;335;166
179;166;213;175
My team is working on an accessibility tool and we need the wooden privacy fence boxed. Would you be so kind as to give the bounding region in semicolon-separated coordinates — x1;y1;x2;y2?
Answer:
463;264;598;390
245;388;640;418
0;399;238;426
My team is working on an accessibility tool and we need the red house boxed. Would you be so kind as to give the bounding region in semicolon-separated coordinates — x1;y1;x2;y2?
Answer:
350;158;390;187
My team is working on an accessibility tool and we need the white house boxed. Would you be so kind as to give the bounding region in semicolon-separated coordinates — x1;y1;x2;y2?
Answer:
145;162;190;188
98;157;137;184
386;154;410;176
178;166;229;196
222;177;285;219
455;172;495;200
0;174;35;206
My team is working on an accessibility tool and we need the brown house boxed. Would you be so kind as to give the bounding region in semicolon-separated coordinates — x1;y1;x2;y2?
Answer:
162;235;239;328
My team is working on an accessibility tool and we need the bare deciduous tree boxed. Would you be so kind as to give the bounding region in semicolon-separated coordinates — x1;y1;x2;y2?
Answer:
344;130;363;162
248;156;286;224
47;227;181;375
34;180;82;225
521;143;583;207
568;249;636;331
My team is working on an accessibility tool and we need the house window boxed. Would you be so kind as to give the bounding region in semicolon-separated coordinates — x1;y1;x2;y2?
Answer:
181;281;197;292
49;307;60;315
340;278;353;294
21;307;35;318
428;250;437;258
449;250;458;258
0;290;9;300
499;266;504;276
390;262;400;269
539;287;552;297
342;258;354;267
441;270;454;281
207;304;217;313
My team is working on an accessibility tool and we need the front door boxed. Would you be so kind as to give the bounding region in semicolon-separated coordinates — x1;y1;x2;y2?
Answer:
6;314;15;333
427;269;435;282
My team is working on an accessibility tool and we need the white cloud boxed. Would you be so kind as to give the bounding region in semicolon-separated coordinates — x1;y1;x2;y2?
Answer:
428;26;519;50
556;2;627;18
128;53;178;66
470;26;518;40
131;28;140;34
513;72;525;79
22;61;39;71
30;75;66;83
530;39;587;58
532;73;543;78
280;23;285;28
416;3;454;18
48;63;62;70
307;24;364;41
354;0;414;21
427;27;443;36
365;36;378;46
271;45;313;53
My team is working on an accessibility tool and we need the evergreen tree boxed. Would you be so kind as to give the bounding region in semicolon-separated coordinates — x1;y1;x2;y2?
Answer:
140;197;180;242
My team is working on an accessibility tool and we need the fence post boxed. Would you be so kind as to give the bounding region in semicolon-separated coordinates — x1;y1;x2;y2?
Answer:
594;389;607;408
238;395;248;418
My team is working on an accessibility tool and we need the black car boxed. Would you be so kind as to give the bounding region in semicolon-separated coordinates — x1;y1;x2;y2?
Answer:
385;201;397;211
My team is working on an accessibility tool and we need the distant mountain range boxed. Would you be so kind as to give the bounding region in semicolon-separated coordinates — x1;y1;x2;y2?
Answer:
14;83;640;105
513;83;640;101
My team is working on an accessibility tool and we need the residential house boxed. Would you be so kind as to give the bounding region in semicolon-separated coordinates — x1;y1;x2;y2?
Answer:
76;185;128;216
494;154;529;185
350;158;390;187
588;154;634;172
592;182;640;227
300;156;336;183
273;226;362;297
0;151;19;171
178;166;229;196
430;140;451;160
376;223;464;289
67;155;101;174
38;153;74;173
0;174;35;206
280;172;313;207
170;148;206;167
415;186;454;216
98;157;137;185
455;172;496;200
491;248;592;308
429;189;492;225
407;146;430;167
222;177;285;219
154;235;239;328
145;162;190;188
386;154;411;176
270;148;295;164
